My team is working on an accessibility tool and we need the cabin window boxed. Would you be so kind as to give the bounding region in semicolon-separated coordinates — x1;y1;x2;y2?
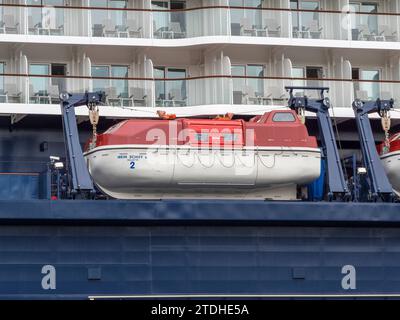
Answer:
154;66;187;107
51;64;66;86
352;68;380;101
292;66;324;94
223;133;240;142
195;133;209;142
272;112;296;122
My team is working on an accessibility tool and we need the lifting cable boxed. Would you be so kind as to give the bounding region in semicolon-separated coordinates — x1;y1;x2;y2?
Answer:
381;109;391;154
330;104;349;181
88;102;100;150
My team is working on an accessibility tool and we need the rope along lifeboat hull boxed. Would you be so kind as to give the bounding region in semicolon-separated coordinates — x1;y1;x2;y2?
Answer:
379;133;400;195
84;111;321;200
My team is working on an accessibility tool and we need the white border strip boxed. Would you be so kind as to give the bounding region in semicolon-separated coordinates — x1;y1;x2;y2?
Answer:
1;103;398;120
2;34;400;51
88;293;400;300
84;145;321;156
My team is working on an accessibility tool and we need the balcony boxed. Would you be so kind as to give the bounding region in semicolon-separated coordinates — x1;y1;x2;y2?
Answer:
1;73;400;120
0;3;399;43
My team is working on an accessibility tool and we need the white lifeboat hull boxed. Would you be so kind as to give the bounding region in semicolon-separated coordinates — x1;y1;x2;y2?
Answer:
381;150;400;195
84;145;321;200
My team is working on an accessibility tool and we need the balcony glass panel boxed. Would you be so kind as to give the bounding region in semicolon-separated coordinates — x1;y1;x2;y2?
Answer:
0;3;398;41
354;69;380;101
92;65;130;106
0;62;4;103
232;65;266;105
91;0;129;37
111;66;128;93
29;64;50;104
152;1;187;39
155;67;187;107
230;7;287;38
92;65;109;92
291;0;321;39
27;0;65;35
0;75;23;104
0;3;21;35
350;2;377;40
2;73;400;111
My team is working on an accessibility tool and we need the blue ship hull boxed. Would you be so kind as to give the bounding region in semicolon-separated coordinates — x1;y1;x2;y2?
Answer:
0;199;399;299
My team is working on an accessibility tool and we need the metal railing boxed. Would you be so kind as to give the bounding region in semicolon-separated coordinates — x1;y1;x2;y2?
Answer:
1;73;400;110
0;3;399;42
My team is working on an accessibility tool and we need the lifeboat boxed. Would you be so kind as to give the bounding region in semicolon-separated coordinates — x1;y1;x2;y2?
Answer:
378;133;400;195
83;110;321;200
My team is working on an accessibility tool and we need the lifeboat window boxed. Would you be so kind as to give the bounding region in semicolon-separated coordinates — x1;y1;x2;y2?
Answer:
272;113;296;122
223;133;239;142
195;133;209;142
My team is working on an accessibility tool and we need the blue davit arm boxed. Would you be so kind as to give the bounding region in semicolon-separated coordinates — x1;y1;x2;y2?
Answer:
352;98;394;202
59;91;105;197
286;87;350;200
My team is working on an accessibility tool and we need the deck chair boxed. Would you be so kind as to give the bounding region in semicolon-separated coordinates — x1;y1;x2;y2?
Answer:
128;87;147;106
358;24;375;41
103;19;117;37
28;16;40;35
306;20;323;39
3;84;21;103
266;87;286;105
169;88;186;106
243;85;267;105
92;23;104;37
153;20;164;38
1;15;19;34
29;84;51;104
380;91;392;100
240;18;257;37
49;84;60;104
105;87;120;106
0;88;8;103
377;25;397;42
265;18;281;37
233;90;244;104
356;90;370;101
169;22;186;38
50;23;64;36
126;19;142;38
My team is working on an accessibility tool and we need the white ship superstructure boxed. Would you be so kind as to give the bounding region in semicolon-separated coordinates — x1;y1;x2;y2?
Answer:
0;0;400;122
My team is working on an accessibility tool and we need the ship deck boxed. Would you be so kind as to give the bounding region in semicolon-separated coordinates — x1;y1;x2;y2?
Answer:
0;199;398;226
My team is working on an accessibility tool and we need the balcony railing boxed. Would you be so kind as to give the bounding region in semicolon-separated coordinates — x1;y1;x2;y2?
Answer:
1;73;400;112
0;4;400;42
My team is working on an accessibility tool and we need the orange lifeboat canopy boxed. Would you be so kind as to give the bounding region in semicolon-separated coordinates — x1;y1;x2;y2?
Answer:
88;110;318;150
